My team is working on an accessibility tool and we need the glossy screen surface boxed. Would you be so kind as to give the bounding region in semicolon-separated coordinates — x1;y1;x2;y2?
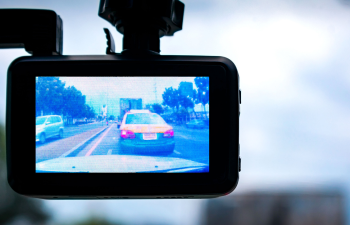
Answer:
35;77;209;173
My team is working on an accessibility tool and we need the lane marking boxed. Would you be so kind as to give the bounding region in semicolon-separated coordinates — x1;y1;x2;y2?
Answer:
174;150;181;155
59;127;108;158
107;149;112;155
85;124;114;156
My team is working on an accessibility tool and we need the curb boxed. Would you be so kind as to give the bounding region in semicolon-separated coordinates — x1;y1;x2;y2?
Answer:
59;126;109;158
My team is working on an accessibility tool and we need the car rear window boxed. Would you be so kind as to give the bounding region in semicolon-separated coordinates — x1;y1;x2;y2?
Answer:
125;113;166;125
36;117;47;125
55;116;61;123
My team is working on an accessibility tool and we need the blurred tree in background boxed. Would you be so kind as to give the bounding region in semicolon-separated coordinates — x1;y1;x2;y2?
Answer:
70;217;124;225
0;125;50;225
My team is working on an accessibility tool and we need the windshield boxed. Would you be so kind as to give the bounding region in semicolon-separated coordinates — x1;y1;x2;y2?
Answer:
36;117;47;125
125;113;167;125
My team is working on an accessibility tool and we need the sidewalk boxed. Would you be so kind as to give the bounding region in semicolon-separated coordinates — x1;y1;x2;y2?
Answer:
36;126;106;163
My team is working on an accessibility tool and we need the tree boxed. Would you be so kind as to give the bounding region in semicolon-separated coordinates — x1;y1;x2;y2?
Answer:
162;87;181;112
62;86;86;119
36;76;66;116
179;95;194;113
83;105;96;119
108;115;115;121
194;77;209;118
151;103;164;114
36;77;95;124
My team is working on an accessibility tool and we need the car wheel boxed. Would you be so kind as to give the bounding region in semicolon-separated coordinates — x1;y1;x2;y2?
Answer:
59;129;64;138
40;133;46;144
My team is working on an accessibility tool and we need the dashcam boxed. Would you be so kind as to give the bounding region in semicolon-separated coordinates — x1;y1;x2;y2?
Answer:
3;0;241;199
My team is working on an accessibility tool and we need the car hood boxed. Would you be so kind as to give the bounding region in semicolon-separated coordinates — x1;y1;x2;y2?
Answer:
36;155;208;173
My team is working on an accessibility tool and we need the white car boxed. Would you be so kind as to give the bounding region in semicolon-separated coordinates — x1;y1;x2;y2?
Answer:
36;115;64;144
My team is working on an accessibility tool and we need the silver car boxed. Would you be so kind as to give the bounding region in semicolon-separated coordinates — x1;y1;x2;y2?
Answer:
36;115;64;144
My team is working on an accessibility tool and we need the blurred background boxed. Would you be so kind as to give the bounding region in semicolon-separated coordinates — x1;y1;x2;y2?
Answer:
1;0;350;224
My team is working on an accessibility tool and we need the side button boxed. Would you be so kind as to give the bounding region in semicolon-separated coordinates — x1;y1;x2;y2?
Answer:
239;90;242;104
239;157;241;172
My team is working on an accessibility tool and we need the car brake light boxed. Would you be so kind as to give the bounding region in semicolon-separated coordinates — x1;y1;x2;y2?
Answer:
163;129;174;138
121;130;135;139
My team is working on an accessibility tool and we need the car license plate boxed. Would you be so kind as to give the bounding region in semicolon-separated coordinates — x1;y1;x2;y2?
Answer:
143;133;157;140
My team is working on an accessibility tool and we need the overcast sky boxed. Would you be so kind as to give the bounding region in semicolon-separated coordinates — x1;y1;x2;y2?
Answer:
1;0;350;224
58;76;200;116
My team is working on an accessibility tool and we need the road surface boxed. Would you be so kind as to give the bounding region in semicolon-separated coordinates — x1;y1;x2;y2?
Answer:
36;122;209;170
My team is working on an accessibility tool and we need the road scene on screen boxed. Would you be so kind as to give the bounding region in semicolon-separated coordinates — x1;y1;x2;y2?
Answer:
35;77;209;173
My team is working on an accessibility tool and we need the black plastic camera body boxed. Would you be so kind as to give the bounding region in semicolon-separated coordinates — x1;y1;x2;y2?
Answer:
3;0;241;199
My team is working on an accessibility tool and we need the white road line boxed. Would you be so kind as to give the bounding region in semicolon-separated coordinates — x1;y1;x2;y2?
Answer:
107;149;112;155
59;127;108;158
174;150;181;155
85;124;114;156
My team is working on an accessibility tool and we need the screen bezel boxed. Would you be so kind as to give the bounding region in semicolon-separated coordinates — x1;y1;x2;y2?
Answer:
7;55;239;197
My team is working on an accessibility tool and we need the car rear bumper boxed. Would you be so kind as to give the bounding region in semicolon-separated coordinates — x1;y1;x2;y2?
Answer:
120;139;175;153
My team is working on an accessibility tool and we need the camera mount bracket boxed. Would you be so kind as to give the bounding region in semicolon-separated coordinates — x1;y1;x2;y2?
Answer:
0;9;63;56
98;0;184;55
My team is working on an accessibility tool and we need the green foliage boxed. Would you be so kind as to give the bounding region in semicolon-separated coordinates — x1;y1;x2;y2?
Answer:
36;77;66;115
178;95;194;112
162;85;195;113
194;77;209;107
162;87;180;112
151;103;164;114
70;217;124;225
36;77;96;120
193;77;209;119
62;86;86;118
108;115;115;121
84;105;96;119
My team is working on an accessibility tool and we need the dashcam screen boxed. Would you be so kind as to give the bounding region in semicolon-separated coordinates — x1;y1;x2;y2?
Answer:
35;77;209;173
